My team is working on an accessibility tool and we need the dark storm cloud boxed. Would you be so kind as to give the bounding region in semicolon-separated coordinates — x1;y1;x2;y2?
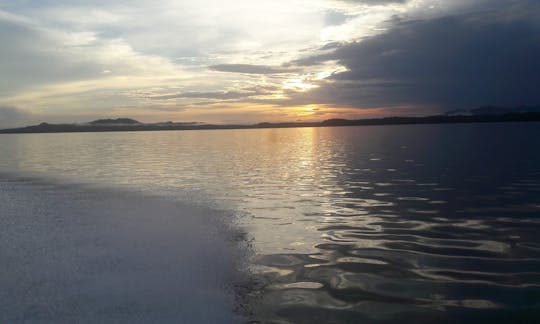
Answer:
288;1;540;110
208;64;299;74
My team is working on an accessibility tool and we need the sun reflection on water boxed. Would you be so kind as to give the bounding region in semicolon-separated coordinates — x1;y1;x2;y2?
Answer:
1;124;540;322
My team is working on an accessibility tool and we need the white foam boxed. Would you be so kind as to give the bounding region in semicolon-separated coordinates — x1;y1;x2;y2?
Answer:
0;178;246;323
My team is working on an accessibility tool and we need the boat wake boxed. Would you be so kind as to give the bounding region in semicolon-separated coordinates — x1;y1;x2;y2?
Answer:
0;177;248;323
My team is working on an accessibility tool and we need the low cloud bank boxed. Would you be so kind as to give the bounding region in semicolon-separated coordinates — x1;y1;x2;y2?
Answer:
0;106;31;129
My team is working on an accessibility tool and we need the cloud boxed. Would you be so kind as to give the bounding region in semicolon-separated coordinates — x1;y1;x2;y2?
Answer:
150;91;248;100
287;1;540;110
324;10;355;26
341;0;407;3
0;106;31;129
0;12;98;94
208;64;300;74
0;10;185;95
2;0;539;122
149;85;279;101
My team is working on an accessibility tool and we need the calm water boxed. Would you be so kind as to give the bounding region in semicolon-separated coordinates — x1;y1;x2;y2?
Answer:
1;123;540;323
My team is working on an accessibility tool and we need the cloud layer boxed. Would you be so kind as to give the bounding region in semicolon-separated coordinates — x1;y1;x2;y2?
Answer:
288;0;540;110
208;64;300;74
0;0;539;124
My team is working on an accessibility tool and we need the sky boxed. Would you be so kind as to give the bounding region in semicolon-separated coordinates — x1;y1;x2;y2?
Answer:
0;0;539;127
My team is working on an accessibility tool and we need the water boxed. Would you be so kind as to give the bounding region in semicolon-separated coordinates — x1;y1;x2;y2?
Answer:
1;123;539;323
0;181;242;323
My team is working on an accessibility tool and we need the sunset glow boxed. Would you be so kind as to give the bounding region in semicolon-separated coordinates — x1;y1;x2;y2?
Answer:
1;0;539;128
1;2;539;322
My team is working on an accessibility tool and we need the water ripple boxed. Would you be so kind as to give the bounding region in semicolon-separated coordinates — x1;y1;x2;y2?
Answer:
1;124;540;322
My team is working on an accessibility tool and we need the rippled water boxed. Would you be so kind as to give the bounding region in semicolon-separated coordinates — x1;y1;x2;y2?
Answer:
1;123;539;323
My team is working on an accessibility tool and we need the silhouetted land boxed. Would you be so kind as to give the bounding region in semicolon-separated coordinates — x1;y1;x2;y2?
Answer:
1;110;540;134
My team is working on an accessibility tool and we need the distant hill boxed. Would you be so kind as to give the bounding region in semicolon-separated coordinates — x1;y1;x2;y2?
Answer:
446;105;540;116
89;118;141;125
1;110;540;134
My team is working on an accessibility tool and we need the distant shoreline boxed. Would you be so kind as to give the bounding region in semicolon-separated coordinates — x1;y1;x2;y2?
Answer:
1;112;539;134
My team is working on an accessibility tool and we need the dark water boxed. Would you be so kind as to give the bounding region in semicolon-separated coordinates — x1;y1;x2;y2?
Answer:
1;123;539;323
245;123;540;323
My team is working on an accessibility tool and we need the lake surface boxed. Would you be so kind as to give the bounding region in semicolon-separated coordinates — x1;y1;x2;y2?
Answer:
1;123;540;323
